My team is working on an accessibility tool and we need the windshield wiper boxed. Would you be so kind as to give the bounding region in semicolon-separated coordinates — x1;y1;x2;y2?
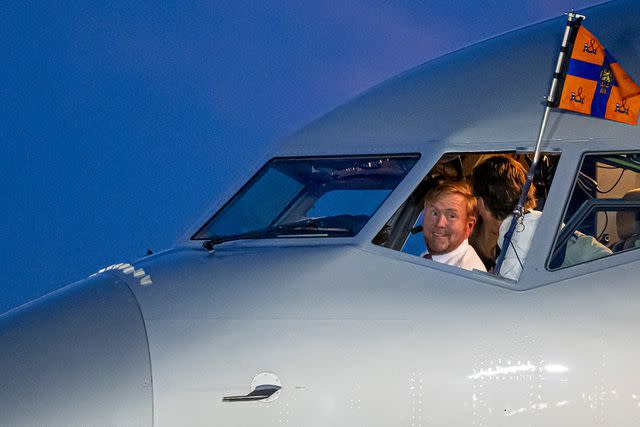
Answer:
201;228;282;251
201;220;351;252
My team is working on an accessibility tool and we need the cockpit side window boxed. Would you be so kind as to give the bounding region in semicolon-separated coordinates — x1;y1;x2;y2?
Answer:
548;152;640;270
374;152;560;280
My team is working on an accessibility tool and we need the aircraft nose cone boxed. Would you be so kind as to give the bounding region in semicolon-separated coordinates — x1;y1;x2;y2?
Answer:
0;275;153;426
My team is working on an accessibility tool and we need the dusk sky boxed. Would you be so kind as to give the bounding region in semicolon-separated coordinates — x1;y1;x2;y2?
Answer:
2;0;606;313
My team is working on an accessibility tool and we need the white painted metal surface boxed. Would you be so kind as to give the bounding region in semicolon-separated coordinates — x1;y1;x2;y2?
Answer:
124;241;640;426
0;275;153;426
1;1;639;425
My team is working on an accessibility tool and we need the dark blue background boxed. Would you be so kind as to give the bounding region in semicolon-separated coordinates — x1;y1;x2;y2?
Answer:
2;1;602;313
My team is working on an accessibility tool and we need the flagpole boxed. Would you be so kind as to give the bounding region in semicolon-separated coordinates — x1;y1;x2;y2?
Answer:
494;11;584;276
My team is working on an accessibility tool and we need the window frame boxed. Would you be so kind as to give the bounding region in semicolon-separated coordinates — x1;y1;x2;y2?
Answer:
190;153;421;243
370;149;564;288
546;150;640;271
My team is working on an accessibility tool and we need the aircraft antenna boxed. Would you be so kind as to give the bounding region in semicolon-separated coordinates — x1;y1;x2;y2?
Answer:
494;11;585;277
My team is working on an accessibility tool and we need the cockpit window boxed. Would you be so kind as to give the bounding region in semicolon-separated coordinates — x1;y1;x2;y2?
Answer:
192;155;419;242
374;152;560;280
548;152;640;270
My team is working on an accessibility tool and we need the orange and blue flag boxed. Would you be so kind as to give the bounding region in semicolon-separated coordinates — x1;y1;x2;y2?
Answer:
557;25;640;125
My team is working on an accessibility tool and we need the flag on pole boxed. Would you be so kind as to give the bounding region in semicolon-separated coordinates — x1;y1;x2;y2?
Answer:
556;24;640;125
496;12;638;277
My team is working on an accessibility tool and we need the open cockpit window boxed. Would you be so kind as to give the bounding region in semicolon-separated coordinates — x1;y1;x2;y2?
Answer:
374;152;560;280
192;155;419;245
548;152;640;270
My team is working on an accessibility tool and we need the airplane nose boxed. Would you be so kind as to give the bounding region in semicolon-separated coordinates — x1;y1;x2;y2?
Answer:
0;275;153;426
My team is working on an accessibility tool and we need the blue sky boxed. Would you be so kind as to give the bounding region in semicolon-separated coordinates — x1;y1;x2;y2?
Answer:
2;0;605;313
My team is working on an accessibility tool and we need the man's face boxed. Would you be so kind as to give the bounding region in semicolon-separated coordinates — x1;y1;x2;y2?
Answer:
423;192;475;255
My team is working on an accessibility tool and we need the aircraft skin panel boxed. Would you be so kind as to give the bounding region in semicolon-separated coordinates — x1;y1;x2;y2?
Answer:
122;245;640;426
3;0;640;425
0;275;153;427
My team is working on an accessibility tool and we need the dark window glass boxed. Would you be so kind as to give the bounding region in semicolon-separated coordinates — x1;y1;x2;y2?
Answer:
193;155;419;242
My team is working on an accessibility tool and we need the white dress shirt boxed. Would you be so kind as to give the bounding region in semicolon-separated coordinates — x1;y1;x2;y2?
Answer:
497;210;541;280
422;239;486;272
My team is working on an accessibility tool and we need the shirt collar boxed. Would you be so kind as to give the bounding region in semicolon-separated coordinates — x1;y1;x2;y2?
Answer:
425;239;470;263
